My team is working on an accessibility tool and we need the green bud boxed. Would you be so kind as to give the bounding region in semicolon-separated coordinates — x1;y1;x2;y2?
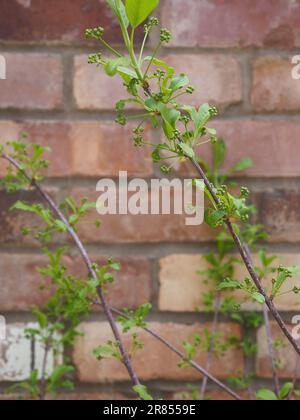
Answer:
85;27;105;40
160;28;172;43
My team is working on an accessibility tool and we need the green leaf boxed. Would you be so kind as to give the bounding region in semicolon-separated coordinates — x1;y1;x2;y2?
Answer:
179;143;195;159
233;158;253;172
125;0;159;28
213;139;226;171
183;103;211;137
169;73;189;92
107;0;129;28
251;292;265;304
143;57;175;78
205;208;226;228
256;389;278;401
133;384;153;401
104;57;130;77
279;382;293;400
158;104;181;140
11;201;36;213
50;365;74;385
218;279;243;290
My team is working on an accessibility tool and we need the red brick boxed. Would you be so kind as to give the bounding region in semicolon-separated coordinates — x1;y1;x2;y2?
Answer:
0;121;153;178
162;0;300;48
172;120;300;178
73;322;244;382
74;55;134;110
70;187;212;244
0;54;63;110
74;54;242;111
256;322;300;379
0;188;60;246
0;0;143;44
0;253;151;312
159;254;300;313
252;56;300;112
164;55;242;111
73;256;152;310
0;254;60;312
253;189;300;243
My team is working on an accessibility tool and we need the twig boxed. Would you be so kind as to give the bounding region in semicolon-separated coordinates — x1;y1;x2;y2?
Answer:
190;157;300;358
39;336;52;401
110;307;242;401
1;152;140;388
244;245;280;396
199;293;221;400
263;304;280;396
2;152;242;400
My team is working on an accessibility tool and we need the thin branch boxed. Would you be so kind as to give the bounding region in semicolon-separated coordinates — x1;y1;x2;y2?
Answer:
2;152;242;400
1;152;140;388
110;307;242;401
244;245;280;396
190;157;300;358
39;336;52;401
263;304;280;396
199;293;221;400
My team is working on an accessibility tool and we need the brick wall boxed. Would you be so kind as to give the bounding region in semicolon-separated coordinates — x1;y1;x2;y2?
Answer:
0;0;300;400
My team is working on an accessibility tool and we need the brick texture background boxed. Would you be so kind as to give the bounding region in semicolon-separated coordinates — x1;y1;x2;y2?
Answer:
0;0;300;400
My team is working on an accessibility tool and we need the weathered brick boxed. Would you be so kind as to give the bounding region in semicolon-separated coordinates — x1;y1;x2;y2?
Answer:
162;0;300;48
72;256;152;310
172;120;300;178
256;322;300;379
252;56;300;112
74;54;242;110
71;187;212;244
0;121;153;178
0;253;151;312
73;322;243;382
159;254;300;312
253;189;300;243
0;188;60;246
0;254;57;312
74;55;135;110
0;0;143;44
0;323;54;382
0;54;63;110
164;55;242;111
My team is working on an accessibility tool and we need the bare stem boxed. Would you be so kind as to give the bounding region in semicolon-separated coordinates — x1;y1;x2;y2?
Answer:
1;152;140;388
263;304;280;396
110;307;242;401
190;156;300;358
199;293;221;400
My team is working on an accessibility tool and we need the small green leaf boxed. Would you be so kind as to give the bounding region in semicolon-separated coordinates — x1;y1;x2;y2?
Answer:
107;0;129;28
133;384;153;401
125;0;159;28
279;382;293;400
169;73;189;92
256;389;278;401
251;292;265;304
179;143;195;159
104;57;130;77
213;138;226;171
233;158;253;172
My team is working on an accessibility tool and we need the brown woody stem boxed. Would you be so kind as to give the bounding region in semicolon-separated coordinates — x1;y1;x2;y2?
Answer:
1;152;140;388
190;156;300;358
